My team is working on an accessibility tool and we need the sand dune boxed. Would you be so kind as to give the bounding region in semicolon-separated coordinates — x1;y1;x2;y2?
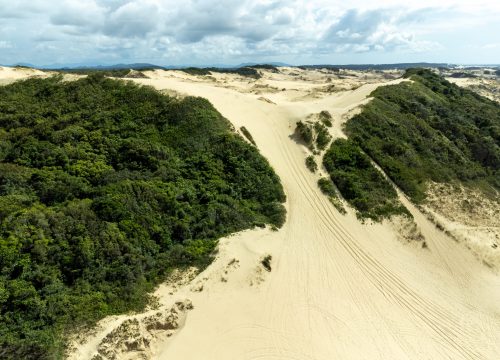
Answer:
1;67;498;359
447;77;500;103
0;66;48;85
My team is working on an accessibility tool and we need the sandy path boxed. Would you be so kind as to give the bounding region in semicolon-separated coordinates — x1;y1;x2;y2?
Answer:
127;71;500;360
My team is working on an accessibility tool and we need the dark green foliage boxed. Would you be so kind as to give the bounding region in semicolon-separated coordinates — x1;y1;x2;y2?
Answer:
305;155;317;172
296;120;331;152
261;255;272;272
250;64;279;72
314;122;332;150
240;126;256;146
495;69;500;77
346;68;500;202
317;177;336;197
319;111;333;127
179;67;212;76
318;177;346;214
323;139;410;221
180;67;261;79
53;69;131;77
295;121;313;147
0;75;285;358
449;72;477;78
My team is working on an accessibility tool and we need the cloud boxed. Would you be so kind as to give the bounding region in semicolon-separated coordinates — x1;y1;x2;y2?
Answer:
165;0;289;44
0;0;498;65
0;41;13;49
483;43;500;49
104;1;160;38
321;8;442;53
50;0;106;30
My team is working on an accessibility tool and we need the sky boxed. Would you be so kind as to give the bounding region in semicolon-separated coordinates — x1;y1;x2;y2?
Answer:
0;0;499;67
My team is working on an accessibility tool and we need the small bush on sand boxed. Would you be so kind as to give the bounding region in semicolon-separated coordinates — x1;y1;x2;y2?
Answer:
261;255;272;272
295;121;314;147
319;110;333;127
314;122;332;150
240;126;256;145
306;155;318;172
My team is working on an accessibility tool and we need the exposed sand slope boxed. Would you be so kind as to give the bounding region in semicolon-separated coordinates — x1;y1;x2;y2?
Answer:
2;67;498;359
422;183;500;270
0;66;48;85
447;77;500;103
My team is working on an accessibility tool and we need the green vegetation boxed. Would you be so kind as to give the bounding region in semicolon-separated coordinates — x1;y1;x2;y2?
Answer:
323;139;410;221
295;121;314;147
0;75;285;358
53;68;132;77
319;110;333;127
180;67;261;79
261;255;272;272
449;72;477;78
317;177;346;215
295;120;331;152
251;64;279;72
317;177;336;197
314;122;332;150
240;126;256;146
179;67;212;76
345;68;500;202
305;155;317;172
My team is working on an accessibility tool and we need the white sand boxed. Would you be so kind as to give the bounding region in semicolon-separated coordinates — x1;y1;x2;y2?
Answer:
2;67;499;359
0;66;48;85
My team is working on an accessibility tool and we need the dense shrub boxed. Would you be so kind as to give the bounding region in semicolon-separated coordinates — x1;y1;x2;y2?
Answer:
323;139;410;220
180;67;261;79
305;155;317;172
53;68;131;77
317;177;336;197
240;126;256;145
346;68;500;202
319;111;333;127
295;121;313;147
314;122;332;150
318;177;346;214
0;75;285;358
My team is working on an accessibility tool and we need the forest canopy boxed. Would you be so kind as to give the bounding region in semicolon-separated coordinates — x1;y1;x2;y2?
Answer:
0;75;286;359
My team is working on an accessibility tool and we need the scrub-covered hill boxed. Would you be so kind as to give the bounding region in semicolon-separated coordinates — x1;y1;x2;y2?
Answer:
322;68;499;267
344;68;500;203
0;75;285;359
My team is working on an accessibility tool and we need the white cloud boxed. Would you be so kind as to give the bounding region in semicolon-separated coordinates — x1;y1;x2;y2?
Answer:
483;43;500;49
0;0;498;65
0;40;13;49
50;0;106;29
104;1;160;38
